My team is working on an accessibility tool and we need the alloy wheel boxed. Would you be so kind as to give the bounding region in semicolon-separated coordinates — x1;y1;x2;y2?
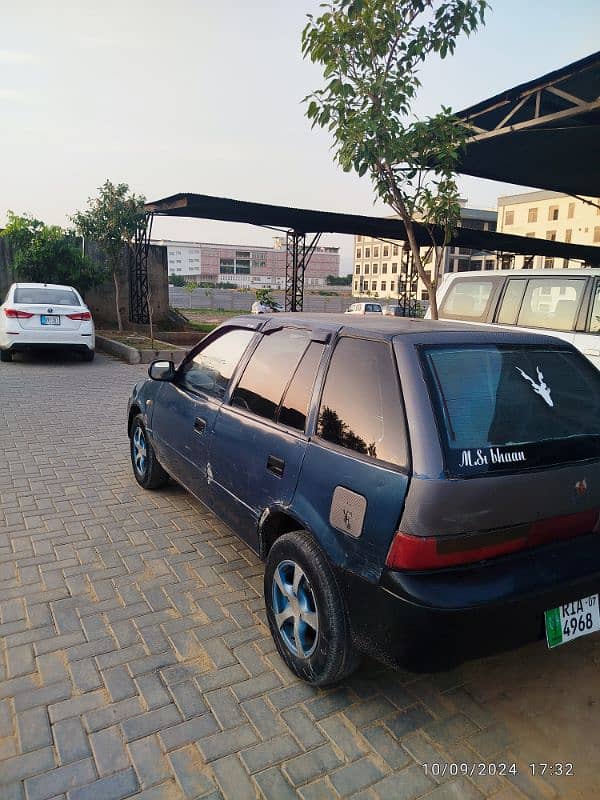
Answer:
272;559;319;658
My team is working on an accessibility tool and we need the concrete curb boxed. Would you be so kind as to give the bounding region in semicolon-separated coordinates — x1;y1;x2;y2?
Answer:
96;335;186;365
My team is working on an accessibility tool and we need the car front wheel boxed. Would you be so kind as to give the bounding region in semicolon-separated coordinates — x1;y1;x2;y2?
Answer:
264;531;359;686
0;349;13;362
130;415;168;489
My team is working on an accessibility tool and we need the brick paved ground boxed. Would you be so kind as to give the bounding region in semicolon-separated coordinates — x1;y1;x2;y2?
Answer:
0;352;597;799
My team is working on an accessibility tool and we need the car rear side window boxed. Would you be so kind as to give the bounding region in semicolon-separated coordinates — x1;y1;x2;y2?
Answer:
589;281;599;333
231;328;311;421
516;278;585;331
422;345;600;475
440;279;494;320
317;338;407;467
14;288;80;306
278;342;325;431
496;279;527;324
180;328;255;398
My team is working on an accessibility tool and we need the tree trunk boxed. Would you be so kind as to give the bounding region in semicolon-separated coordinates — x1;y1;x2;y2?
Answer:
113;269;123;332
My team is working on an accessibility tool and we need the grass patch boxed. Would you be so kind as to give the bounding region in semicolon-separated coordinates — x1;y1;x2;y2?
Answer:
97;331;184;349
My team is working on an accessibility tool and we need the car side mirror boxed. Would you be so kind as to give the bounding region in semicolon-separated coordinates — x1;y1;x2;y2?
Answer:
148;360;175;381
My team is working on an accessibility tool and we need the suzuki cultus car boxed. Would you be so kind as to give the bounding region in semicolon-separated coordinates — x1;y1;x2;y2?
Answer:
127;314;600;685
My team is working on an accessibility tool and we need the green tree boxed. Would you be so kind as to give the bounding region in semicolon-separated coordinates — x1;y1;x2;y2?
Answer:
72;181;146;331
184;281;198;308
302;0;488;318
255;288;278;309
0;211;106;293
326;274;352;286
169;274;186;287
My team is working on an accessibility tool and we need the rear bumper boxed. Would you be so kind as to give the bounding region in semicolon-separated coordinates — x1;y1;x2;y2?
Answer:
1;330;94;351
339;533;600;671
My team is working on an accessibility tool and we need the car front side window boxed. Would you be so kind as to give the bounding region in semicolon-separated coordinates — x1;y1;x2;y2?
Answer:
179;328;255;398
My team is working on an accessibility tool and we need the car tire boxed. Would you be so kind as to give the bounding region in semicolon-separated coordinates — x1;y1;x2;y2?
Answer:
264;531;359;686
0;349;13;362
130;414;168;490
82;349;95;362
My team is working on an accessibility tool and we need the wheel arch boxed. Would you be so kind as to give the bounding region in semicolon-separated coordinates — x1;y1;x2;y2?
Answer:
257;507;312;562
127;404;143;436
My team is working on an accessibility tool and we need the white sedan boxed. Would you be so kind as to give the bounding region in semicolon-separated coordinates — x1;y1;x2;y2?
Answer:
0;282;95;362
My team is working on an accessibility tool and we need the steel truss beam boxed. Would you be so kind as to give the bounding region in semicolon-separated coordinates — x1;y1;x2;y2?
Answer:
129;213;153;324
285;231;322;311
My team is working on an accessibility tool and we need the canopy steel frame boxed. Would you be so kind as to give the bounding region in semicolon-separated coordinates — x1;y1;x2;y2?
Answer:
285;231;322;311
129;213;153;324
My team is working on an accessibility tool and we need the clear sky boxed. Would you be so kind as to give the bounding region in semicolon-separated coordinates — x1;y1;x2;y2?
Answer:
1;0;598;272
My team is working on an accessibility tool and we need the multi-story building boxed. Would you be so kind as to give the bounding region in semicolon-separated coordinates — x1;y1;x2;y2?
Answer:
352;205;497;301
497;191;600;270
154;237;340;289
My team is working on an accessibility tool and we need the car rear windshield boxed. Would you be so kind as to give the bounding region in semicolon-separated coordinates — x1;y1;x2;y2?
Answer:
13;288;80;306
421;345;600;475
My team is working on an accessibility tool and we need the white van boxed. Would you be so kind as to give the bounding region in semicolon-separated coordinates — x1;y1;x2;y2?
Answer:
429;269;600;370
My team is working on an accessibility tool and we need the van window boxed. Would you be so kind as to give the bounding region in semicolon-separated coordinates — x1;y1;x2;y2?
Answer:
181;328;255;398
231;328;310;421
496;280;527;324
517;278;585;332
317;338;407;467
440;279;494;320
422;345;600;475
590;282;600;333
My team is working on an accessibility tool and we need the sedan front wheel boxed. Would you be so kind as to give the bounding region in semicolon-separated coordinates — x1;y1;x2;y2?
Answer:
130;415;168;489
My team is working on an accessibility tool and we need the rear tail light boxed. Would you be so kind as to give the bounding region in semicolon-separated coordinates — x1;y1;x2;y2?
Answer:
66;311;92;321
386;509;600;570
4;308;34;319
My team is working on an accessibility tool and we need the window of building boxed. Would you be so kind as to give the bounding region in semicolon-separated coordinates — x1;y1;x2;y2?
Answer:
279;342;325;431
546;231;557;241
364;264;370;274
317;338;407;466
594;226;600;243
365;248;370;258
181;329;255;398
544;258;554;269
547;206;558;221
355;265;360;274
565;229;572;243
381;281;387;291
236;251;250;259
393;245;399;256
528;208;538;223
505;210;514;225
372;281;377;291
356;248;362;259
421;291;429;300
354;281;358;291
523;256;534;269
382;263;388;274
390;281;395;292
373;246;379;258
373;264;378;274
357;235;362;242
231;328;311;421
568;202;575;219
485;259;496;270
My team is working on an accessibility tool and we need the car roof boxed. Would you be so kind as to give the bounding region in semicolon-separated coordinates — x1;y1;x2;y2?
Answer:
13;282;79;291
228;312;569;346
443;268;600;278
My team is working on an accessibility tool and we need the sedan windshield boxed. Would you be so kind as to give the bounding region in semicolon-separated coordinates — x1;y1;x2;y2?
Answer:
14;288;80;306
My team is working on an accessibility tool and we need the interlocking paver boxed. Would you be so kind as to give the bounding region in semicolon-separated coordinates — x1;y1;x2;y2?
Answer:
0;352;591;800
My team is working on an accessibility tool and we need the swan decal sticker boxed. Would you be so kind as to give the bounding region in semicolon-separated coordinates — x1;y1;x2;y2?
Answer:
516;366;554;407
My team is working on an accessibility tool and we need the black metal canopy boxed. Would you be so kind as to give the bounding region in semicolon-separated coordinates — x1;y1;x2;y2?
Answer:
146;192;600;264
456;51;600;197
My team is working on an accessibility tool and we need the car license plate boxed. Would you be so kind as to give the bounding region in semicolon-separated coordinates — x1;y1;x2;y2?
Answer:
41;315;60;325
545;594;600;648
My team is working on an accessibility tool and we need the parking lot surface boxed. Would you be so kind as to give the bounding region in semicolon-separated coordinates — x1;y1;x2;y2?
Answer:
1;352;598;800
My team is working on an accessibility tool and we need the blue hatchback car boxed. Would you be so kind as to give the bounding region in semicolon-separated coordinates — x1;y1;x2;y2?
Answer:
127;314;600;685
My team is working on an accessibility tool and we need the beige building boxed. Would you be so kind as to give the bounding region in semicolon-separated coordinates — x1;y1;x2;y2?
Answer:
352;206;497;302
497;190;600;270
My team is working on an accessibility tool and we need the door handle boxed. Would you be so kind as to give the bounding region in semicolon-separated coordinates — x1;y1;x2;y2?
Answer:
266;455;285;477
194;417;206;434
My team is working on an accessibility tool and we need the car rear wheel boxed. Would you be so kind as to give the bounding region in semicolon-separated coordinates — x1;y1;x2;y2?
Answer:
82;349;95;362
0;349;13;362
264;531;359;686
130;415;168;489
